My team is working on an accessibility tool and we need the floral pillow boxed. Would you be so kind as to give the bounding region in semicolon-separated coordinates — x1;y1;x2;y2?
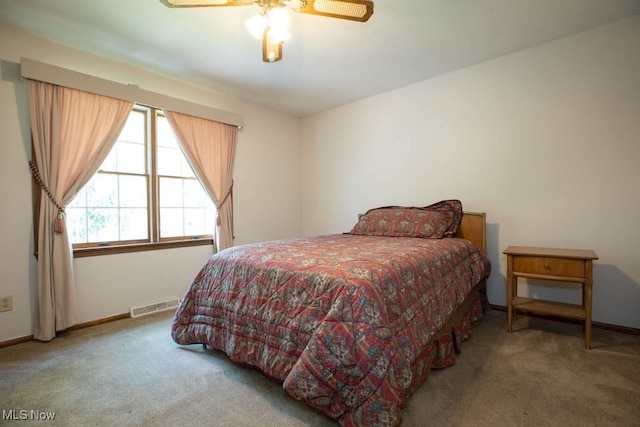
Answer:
348;200;463;239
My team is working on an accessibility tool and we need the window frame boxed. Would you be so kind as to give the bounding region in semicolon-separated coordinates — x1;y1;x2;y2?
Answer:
69;105;215;257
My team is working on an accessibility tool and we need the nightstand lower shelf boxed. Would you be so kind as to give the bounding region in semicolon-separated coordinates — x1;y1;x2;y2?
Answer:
512;297;585;320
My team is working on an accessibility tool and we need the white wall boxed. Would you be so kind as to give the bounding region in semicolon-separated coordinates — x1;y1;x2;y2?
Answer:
301;16;640;329
0;75;36;341
0;24;302;342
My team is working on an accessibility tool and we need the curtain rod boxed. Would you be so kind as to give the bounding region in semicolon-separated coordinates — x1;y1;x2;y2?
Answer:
20;58;244;128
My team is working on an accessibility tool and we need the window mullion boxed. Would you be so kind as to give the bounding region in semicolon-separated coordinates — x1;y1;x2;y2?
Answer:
150;108;159;243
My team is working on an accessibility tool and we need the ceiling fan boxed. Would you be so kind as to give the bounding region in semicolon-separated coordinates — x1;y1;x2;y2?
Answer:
160;0;374;63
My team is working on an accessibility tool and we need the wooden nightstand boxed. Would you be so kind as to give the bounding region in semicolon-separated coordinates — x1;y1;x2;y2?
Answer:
503;246;598;349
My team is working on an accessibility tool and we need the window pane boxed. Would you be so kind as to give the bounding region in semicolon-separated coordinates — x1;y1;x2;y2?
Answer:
87;208;119;242
157;115;195;178
119;208;148;240
66;208;87;243
100;147;117;172
116;141;146;174
180;156;195;178
68;188;86;208
184;179;206;208
158;146;182;176
159;175;215;239
86;174;118;207
204;207;215;234
184;208;205;236
67;108;150;246
160;208;184;238
119;110;145;144
100;110;146;174
159;177;184;207
157;115;178;148
119;175;147;208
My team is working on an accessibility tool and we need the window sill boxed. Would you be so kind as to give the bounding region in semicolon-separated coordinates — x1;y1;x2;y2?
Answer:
73;238;214;258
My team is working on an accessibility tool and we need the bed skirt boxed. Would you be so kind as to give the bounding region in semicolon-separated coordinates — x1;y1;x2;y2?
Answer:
341;284;488;427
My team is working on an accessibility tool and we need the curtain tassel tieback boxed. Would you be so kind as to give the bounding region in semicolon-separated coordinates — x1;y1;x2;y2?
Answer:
54;209;66;234
28;160;66;234
216;183;233;227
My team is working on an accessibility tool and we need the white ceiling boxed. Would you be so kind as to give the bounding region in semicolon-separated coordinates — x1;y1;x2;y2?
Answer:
1;0;639;117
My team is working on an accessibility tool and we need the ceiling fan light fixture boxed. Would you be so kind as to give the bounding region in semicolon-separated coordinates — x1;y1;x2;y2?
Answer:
298;0;374;22
162;0;240;6
245;6;291;40
161;0;374;62
245;14;267;39
262;29;283;62
247;6;291;62
283;0;306;12
313;0;368;19
266;8;291;42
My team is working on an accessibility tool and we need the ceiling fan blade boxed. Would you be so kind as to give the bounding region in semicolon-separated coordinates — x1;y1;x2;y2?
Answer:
160;0;253;7
296;0;373;22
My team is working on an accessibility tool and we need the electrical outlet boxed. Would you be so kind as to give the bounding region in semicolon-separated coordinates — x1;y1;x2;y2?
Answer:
0;295;12;312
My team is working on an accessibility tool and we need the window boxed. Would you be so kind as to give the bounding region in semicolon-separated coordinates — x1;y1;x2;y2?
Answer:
66;106;215;253
156;115;216;239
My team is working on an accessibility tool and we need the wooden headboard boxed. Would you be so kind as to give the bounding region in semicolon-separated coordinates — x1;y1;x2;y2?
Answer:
456;212;487;255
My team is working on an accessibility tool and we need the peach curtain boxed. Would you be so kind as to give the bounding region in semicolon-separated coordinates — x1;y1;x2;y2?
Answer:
27;80;132;341
165;111;238;252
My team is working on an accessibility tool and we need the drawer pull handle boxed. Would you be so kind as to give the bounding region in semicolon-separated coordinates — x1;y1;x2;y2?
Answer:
544;264;550;269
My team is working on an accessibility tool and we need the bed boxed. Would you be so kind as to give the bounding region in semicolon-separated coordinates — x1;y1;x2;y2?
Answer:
171;201;491;426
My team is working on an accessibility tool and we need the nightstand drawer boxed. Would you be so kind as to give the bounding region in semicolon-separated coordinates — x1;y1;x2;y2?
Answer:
513;256;585;278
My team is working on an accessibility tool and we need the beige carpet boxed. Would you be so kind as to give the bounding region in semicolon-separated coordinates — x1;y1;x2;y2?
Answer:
1;309;638;426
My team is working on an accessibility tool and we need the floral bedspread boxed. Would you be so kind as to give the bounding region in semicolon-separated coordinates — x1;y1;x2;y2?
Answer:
171;234;491;426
